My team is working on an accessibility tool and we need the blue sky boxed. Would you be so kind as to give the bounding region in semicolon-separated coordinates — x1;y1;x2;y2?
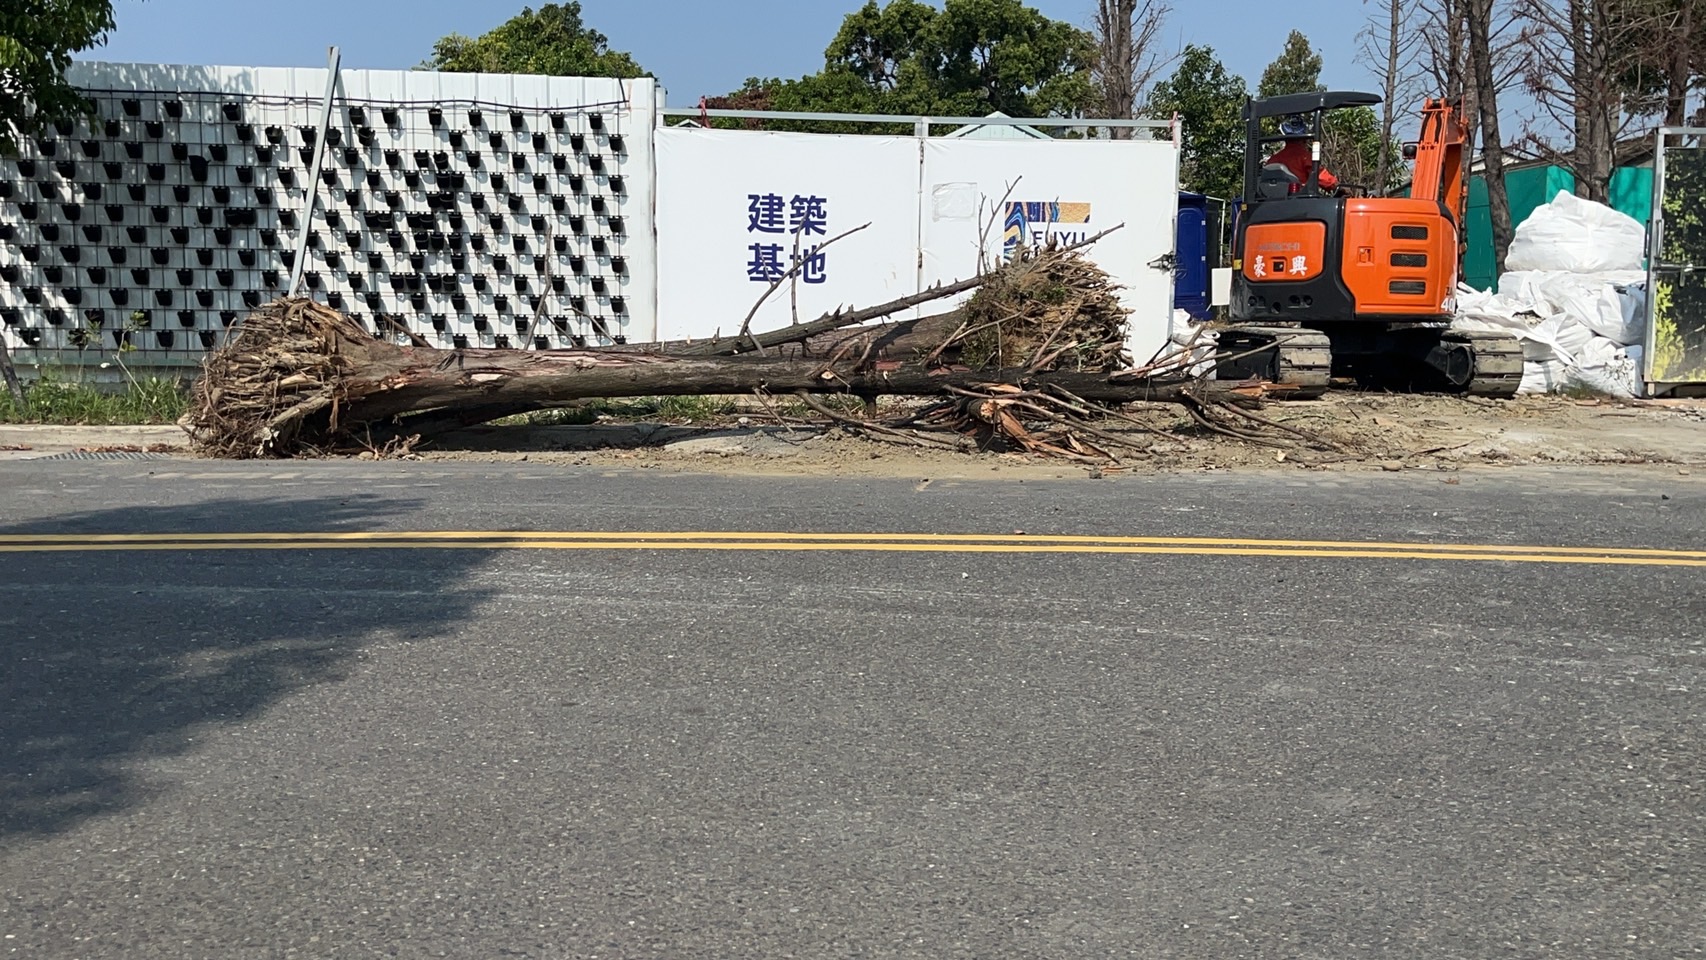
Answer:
92;0;1378;106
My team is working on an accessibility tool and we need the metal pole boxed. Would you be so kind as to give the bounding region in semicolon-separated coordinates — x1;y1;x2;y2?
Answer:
288;46;343;298
913;117;928;297
659;107;1172;132
1644;126;1667;393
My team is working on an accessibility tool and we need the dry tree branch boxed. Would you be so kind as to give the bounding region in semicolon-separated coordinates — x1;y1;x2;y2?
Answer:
975;177;1023;276
792;390;966;450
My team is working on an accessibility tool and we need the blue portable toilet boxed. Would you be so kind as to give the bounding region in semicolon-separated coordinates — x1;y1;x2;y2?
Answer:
1174;192;1211;320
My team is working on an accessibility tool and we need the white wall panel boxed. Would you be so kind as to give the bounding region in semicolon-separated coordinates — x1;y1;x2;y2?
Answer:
653;128;920;342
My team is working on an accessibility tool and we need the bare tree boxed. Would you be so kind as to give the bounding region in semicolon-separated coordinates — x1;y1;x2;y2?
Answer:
1413;0;1531;270
1469;0;1518;268
1358;0;1425;191
1414;0;1481;196
1643;0;1703;138
1093;0;1173;139
1415;0;1472;104
1520;0;1667;203
1660;1;1698;129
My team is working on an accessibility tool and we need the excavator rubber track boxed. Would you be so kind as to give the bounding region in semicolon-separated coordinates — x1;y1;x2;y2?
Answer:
1439;329;1525;398
1214;325;1334;399
1215;325;1524;399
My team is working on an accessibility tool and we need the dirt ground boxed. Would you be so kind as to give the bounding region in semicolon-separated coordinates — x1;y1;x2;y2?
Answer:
410;393;1706;479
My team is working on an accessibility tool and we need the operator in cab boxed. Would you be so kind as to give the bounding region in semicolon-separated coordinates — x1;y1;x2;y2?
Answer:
1264;114;1339;195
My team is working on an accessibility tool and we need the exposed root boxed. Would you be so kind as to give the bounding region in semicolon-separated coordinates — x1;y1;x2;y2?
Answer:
180;299;364;458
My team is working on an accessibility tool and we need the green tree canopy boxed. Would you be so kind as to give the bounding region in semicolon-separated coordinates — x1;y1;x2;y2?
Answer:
708;0;1097;132
825;0;938;91
1320;104;1393;193
1256;29;1324;99
1145;44;1248;200
0;0;120;153
425;3;647;78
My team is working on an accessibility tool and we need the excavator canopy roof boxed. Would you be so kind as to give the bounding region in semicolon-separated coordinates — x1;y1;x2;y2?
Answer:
1245;91;1382;120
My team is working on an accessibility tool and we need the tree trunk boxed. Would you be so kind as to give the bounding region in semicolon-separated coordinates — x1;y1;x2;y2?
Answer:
1421;0;1479;221
1097;0;1136;140
358;352;1231;422
1467;0;1514;271
1376;0;1401;193
1663;0;1693;146
182;300;1270;457
186;246;1163;457
1570;0;1609;204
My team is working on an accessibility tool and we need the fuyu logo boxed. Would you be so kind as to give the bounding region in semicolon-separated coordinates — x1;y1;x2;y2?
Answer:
1003;201;1091;258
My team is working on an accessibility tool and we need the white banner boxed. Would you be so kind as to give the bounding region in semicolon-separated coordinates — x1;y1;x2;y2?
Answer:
654;128;921;341
920;138;1181;363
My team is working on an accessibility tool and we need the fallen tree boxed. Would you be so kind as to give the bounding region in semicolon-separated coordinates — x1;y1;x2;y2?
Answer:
183;243;1330;460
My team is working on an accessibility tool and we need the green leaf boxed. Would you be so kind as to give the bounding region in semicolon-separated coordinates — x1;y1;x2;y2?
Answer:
1145;45;1248;200
0;0;117;155
706;0;1097;133
424;3;649;79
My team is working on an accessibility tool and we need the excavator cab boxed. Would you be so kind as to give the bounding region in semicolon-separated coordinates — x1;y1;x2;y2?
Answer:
1220;91;1523;396
1253;103;1350;200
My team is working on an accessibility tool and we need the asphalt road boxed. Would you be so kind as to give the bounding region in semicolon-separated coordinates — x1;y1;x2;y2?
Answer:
1;460;1703;959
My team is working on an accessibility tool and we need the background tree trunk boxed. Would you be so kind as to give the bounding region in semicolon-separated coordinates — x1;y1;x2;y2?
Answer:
1093;0;1170;139
1377;0;1402;192
1468;0;1516;270
1662;0;1694;145
1570;0;1613;203
1414;0;1480;206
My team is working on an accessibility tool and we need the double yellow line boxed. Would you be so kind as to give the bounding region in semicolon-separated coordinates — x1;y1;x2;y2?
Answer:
0;530;1703;566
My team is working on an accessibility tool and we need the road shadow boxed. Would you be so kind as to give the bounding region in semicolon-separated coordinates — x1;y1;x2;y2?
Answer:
0;494;494;841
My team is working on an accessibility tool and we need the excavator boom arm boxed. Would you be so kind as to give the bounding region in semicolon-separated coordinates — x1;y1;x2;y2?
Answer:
1408;98;1467;222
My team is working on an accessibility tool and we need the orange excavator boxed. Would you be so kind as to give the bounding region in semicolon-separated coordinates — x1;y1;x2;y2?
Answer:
1218;92;1522;396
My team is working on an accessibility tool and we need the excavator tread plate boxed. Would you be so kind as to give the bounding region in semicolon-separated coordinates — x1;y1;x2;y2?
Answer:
1443;329;1524;398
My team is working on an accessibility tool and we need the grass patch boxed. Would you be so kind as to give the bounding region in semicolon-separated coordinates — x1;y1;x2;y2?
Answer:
764;394;875;418
495;406;605;427
0;372;189;425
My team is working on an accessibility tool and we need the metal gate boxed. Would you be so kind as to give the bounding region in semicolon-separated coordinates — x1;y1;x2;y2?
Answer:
1646;127;1706;394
